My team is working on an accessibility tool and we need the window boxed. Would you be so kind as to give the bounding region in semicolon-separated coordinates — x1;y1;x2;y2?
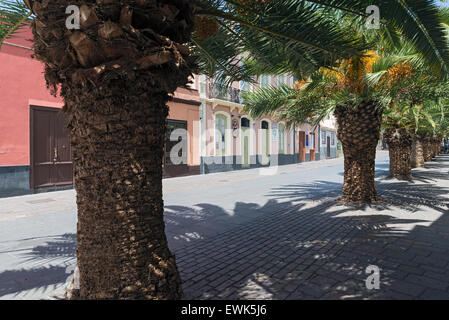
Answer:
260;75;269;89
215;114;228;156
331;133;336;146
277;75;285;86
321;131;326;145
241;117;250;128
240;80;249;92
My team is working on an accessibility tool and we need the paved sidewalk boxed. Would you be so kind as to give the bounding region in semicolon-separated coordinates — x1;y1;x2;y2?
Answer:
1;152;449;299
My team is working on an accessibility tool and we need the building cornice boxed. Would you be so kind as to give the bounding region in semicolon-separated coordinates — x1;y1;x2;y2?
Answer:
205;98;244;113
172;97;201;106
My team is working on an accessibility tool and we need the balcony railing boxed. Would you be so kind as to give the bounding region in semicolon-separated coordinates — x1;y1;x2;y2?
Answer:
207;82;242;104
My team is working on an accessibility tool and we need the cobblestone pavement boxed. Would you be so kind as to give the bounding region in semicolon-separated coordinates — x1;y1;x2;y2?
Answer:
1;152;449;299
177;155;449;300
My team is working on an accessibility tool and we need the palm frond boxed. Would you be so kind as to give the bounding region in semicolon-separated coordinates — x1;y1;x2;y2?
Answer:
0;0;31;49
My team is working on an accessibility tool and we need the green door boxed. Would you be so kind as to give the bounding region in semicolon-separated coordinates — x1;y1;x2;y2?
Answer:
261;121;270;165
241;118;250;168
215;114;227;156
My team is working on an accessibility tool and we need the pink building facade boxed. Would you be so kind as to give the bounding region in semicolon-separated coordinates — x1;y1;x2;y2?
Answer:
197;75;320;174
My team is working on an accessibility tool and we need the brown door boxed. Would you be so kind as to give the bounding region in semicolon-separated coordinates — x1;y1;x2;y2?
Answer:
298;131;305;162
31;106;73;188
327;137;331;158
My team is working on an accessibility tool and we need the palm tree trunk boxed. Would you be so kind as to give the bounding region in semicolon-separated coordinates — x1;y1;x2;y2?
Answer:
335;101;382;203
432;135;441;158
67;86;182;299
423;134;433;162
410;135;425;168
384;128;412;179
30;0;195;299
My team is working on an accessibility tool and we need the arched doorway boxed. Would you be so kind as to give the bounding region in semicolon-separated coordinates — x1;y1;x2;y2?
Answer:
261;120;270;165
278;123;286;154
215;113;228;156
241;117;250;168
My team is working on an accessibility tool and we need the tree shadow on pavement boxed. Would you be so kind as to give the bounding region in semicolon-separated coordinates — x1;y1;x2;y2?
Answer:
2;157;449;300
0;234;76;299
164;200;295;251
171;158;449;300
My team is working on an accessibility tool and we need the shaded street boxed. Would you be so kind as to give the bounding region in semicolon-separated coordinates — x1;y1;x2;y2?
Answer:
1;151;449;299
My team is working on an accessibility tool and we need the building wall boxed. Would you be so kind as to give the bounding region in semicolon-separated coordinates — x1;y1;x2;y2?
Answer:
0;28;201;195
319;129;338;160
200;99;297;174
319;114;340;160
168;87;201;167
0;31;62;167
0;30;63;196
295;123;320;160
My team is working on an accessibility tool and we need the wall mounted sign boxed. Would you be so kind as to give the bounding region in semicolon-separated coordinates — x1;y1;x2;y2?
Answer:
232;118;239;138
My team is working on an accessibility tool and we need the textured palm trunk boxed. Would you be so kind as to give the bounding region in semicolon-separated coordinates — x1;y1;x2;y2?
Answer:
423;134;433;162
29;0;195;299
432;136;441;158
384;128;412;179
335;101;382;203
410;135;425;168
68;83;182;299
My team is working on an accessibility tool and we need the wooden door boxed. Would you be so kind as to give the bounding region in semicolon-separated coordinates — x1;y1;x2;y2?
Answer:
327;137;331;158
298;131;305;162
31;106;73;188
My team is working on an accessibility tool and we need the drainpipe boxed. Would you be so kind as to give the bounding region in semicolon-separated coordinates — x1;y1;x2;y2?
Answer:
293;125;296;163
318;124;321;158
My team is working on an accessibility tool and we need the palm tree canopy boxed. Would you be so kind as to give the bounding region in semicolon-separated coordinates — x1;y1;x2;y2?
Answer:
241;1;449;127
242;42;449;128
195;0;449;83
7;1;449;85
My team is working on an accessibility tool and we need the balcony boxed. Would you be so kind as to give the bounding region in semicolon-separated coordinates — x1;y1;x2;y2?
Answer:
207;81;243;104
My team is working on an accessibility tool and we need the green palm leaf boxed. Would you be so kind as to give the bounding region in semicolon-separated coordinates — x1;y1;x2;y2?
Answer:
0;0;31;49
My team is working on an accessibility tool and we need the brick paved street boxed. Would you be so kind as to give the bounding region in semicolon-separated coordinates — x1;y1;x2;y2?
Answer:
1;152;449;299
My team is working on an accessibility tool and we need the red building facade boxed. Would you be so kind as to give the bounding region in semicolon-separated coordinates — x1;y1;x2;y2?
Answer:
0;28;201;197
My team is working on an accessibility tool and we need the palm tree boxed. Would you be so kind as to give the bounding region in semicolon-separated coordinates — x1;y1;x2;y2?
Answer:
23;0;449;299
415;101;449;163
377;45;449;178
0;0;31;49
243;52;392;202
243;39;449;203
382;77;449;178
